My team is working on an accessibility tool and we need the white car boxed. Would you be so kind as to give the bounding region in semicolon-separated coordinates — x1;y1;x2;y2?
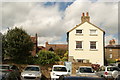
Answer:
76;66;97;77
96;66;120;79
50;65;70;80
21;65;42;80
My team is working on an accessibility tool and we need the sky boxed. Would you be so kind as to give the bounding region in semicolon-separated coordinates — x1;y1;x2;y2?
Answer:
1;0;119;46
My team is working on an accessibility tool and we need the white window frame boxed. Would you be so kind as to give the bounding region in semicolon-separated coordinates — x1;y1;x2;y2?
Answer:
76;41;83;49
89;41;98;50
90;29;97;35
109;49;112;51
110;53;112;58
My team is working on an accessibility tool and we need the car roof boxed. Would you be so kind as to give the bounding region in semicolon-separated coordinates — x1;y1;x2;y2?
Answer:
26;65;40;67
79;66;92;68
53;65;66;67
0;64;12;66
104;66;118;67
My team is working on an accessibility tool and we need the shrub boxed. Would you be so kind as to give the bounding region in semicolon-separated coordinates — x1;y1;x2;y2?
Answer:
35;50;60;65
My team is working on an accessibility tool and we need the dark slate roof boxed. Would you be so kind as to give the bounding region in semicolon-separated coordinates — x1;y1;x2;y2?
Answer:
105;45;120;49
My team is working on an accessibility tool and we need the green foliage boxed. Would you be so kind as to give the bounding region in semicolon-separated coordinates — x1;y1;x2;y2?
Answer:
54;49;66;59
2;27;34;64
107;59;116;64
35;50;60;65
61;51;68;61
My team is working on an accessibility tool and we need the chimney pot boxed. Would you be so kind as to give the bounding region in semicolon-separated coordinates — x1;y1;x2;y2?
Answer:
82;13;85;16
86;12;89;16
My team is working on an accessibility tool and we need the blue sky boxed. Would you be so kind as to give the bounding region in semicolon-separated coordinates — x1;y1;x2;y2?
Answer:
1;0;119;46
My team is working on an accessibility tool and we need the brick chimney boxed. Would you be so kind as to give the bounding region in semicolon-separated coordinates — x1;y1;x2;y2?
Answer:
109;39;116;45
81;12;90;23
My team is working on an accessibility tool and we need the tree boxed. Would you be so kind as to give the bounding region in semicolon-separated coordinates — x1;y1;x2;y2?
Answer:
35;50;60;65
2;27;34;63
54;49;66;59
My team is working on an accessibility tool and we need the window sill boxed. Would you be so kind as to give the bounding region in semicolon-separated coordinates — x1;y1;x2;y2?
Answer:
75;48;83;51
90;49;98;51
89;34;98;36
75;34;83;36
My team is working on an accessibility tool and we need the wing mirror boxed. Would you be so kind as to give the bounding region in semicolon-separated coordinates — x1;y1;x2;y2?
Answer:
68;70;70;72
76;70;79;73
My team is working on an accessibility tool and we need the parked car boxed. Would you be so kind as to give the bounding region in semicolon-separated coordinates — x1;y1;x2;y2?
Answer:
76;66;97;77
58;75;106;80
50;65;70;80
21;65;42;80
95;66;120;79
0;64;21;80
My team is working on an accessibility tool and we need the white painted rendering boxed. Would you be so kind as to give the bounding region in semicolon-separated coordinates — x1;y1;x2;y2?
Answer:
68;22;104;66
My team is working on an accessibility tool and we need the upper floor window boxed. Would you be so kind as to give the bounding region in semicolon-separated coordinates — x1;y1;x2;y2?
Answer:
90;41;96;49
76;41;82;49
90;29;97;35
109;53;112;58
109;49;112;51
76;30;83;34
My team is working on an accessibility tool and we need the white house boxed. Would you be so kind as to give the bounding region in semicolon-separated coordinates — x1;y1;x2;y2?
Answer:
67;12;105;66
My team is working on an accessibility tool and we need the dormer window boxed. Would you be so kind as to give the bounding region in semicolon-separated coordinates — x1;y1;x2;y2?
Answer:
90;29;97;36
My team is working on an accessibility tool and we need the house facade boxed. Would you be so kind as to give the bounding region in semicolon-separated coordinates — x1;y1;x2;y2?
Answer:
105;39;120;62
30;34;38;56
67;12;105;66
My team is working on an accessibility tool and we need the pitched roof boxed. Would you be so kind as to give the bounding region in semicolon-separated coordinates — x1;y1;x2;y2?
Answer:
67;21;105;33
46;43;68;51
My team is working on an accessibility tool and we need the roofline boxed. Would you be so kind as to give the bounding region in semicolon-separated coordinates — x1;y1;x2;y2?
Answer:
67;21;105;33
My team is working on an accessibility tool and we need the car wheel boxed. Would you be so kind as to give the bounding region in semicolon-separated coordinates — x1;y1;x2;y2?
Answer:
114;75;120;80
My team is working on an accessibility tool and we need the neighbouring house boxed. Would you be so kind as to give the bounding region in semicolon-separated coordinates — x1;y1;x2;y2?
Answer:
30;34;38;56
67;12;105;66
38;46;46;51
45;42;68;57
45;42;68;51
105;39;120;62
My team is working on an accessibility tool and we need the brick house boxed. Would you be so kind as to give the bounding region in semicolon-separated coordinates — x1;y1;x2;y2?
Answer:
105;39;120;62
30;34;38;56
45;42;68;56
45;42;68;51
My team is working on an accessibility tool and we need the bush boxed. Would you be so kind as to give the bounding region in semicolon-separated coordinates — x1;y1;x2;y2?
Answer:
35;50;60;65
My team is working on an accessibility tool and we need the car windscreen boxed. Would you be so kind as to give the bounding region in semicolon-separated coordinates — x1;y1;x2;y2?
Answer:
107;67;120;71
53;67;67;72
25;67;39;71
79;67;93;73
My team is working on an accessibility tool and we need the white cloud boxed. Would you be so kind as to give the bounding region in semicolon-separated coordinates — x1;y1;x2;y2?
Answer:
64;1;118;35
2;1;118;45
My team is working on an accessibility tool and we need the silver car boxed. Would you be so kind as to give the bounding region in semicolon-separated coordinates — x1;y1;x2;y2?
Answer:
21;65;42;80
96;66;120;79
76;66;97;77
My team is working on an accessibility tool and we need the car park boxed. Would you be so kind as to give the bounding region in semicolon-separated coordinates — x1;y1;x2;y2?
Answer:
76;66;97;77
0;64;21;80
21;65;42;80
95;66;120;79
50;65;70;80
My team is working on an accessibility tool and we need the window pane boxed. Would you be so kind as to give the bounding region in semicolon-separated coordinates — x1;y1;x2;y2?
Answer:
76;30;82;34
76;41;82;48
90;41;96;49
90;30;96;34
